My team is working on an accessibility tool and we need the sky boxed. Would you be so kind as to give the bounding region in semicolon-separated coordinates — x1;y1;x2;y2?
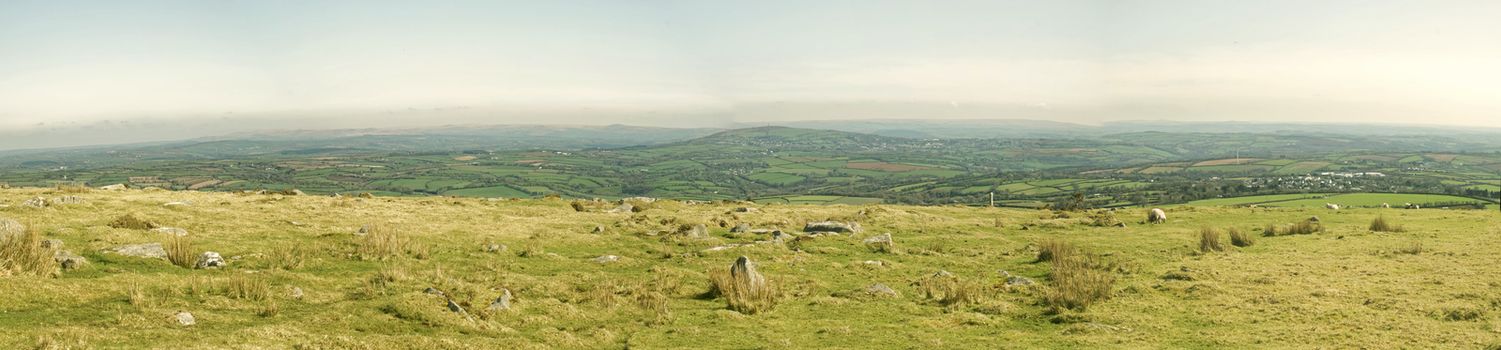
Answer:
1;0;1499;139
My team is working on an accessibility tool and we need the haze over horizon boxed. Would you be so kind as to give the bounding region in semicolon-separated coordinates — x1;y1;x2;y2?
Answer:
2;0;1499;144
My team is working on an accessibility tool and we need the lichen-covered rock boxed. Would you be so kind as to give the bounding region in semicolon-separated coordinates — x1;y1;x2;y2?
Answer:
195;252;227;269
106;243;167;259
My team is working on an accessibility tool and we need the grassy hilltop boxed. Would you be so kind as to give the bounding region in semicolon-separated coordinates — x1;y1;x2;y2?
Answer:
2;188;1501;348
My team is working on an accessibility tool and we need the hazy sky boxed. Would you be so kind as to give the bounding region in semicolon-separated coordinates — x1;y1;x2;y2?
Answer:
1;0;1499;131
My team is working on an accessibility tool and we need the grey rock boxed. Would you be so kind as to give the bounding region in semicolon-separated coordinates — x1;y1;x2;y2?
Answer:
864;283;900;298
592;225;606;234
174;311;196;326
423;287;446;297
484;243;507;253
290;287;304;300
107;243;168;259
733;207;759;213
152;227;189;237
592;255;620;264
607;203;634;213
489;289;513;311
194;252;226;269
730;256;766;291
679;224;707;238
0;219;22;238
355;225;371;236
1000;271;1035;286
54;250;87;270
98;184;128;191
804;221;858;233
22;197;48;208
863;233;894;252
730;223;751;233
51;196;85;206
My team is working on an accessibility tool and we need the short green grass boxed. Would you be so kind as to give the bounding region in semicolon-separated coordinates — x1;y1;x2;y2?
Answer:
2;189;1501;348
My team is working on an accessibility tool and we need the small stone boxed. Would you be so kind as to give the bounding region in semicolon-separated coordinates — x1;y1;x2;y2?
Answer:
152;227;189;237
593;255;620;264
484;243;507;253
174;311;196;326
730;223;751;233
54;251;87;270
22;197;48;208
163;201;191;207
862;260;884;267
592;225;606;234
194;252;226;269
1000;271;1035;286
424;287;446;297
489;289;513;311
40;239;63;249
607;203;634;213
862;233;894;252
1307;216;1320;223
932;270;955;278
864;284;900;298
355;225;371;236
106;243;168;259
290;287;304;300
733;207;759;213
804;221;857;234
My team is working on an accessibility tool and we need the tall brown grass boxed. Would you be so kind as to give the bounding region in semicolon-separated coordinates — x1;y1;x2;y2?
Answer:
1198;227;1225;253
1369;216;1406;232
1264;221;1322;237
355;224;409;261
1229;228;1254;247
1044;248;1114;312
707;265;779;315
164;235;197;269
0;224;58;277
1036;240;1078;263
108;214;159;230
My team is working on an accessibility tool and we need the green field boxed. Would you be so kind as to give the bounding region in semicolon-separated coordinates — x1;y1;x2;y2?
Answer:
1187;193;1486;208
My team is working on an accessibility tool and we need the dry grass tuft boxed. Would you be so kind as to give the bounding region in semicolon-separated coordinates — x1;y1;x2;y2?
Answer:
1198;227;1225;253
1036;240;1078;263
54;183;90;194
1369;216;1406;232
707;260;779;315
108;214;159;230
267;244;312;270
222;275;271;301
1264;221;1322;237
0;224;58;277
1396;241;1424;255
164;235;197;269
355;224;409;261
1044;249;1115;312
1229;228;1254;247
917;272;985;307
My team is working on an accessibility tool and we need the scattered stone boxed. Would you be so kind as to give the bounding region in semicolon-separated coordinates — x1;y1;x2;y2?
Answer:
446;299;467;314
286;220;307;227
174;311;196;326
861;260;884;267
484;243;507;253
607;203;634;213
195;252;226;269
163;201;191;208
592;225;606;234
932;270;955;278
770;230;787;244
1113;222;1128;228
730;223;751;233
863;233;894;252
488;289;513;311
731;256;767;291
22;197;48;208
593;255;620;263
98;184;128;191
54;250;87;270
41;239;63;249
733;207;759;213
290;287;304;300
50;196;85;205
804;221;859;234
863;283;900;298
749;228;777;234
152;227;189;237
1307;216;1321;223
423;287;446;297
106;243;168;259
678;224;708;238
0;219;25;238
357;193;375;199
356;225;371;236
1000;271;1035;286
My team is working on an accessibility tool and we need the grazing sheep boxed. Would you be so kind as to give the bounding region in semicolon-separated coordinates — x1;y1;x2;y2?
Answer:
1148;208;1167;224
1381;203;1391;208
1405;203;1421;209
1325;203;1340;210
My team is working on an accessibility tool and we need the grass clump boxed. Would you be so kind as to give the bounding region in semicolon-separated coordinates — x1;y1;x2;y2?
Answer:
222;275;271;301
0;224;58;277
164;235;197;269
1044;248;1115;312
54;183;90;193
355;224;409;261
1264;221;1322;237
1369;216;1406;232
1396;241;1424;255
707;257;779;315
1229;228;1255;247
917;272;985;307
1198;227;1225;253
108;214;159;230
1036;240;1079;263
